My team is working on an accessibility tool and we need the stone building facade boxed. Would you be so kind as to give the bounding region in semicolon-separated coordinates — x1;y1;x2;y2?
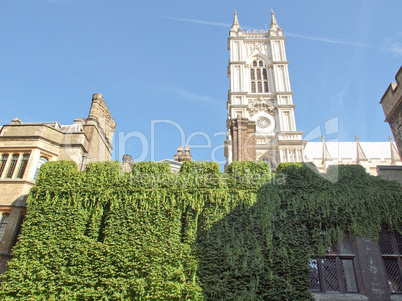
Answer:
225;11;402;176
224;11;306;170
304;136;401;176
381;66;402;161
0;93;115;273
224;13;402;299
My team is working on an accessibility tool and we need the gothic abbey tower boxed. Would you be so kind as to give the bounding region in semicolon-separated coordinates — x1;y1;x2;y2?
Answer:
224;11;306;170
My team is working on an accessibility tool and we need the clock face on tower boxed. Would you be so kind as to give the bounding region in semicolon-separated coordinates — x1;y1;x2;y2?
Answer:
257;117;270;129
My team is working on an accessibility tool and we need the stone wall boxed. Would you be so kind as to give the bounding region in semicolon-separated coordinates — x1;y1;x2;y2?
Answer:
0;93;116;275
377;165;402;186
381;66;402;161
229;118;256;162
84;93;116;163
388;104;402;159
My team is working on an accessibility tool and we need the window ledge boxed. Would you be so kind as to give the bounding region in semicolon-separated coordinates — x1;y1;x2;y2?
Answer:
313;293;368;301
391;295;402;301
0;179;34;184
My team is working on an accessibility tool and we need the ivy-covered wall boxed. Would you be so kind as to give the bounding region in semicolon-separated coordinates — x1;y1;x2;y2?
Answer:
0;161;400;300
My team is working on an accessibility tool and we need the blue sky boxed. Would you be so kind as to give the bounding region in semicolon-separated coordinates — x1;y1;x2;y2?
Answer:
1;0;401;167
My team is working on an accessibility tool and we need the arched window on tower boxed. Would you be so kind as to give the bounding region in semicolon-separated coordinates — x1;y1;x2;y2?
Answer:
251;82;256;93
0;154;9;178
250;59;269;93
261;156;276;172
0;213;10;242
34;156;48;181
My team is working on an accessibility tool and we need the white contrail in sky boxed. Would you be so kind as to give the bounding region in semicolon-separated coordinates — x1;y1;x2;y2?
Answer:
43;0;68;3
164;16;372;49
286;32;372;49
163;16;231;27
381;34;402;56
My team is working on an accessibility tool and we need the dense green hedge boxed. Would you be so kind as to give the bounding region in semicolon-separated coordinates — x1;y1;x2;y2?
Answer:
0;161;401;300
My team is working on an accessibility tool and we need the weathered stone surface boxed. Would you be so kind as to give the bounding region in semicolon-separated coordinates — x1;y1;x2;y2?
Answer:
381;66;402;161
0;93;116;273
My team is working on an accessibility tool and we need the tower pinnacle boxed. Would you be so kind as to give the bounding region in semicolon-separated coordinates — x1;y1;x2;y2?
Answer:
233;10;239;25
271;9;277;25
230;10;242;32
269;9;282;32
225;13;305;168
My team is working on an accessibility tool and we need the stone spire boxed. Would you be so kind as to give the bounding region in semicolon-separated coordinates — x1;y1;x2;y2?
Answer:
271;9;277;26
183;145;193;161
389;136;401;165
355;136;367;163
233;10;239;25
321;136;331;163
174;146;192;162
174;146;183;162
269;9;282;34
230;10;243;32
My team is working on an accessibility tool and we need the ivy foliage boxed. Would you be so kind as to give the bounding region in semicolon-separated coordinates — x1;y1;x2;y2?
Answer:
0;161;401;300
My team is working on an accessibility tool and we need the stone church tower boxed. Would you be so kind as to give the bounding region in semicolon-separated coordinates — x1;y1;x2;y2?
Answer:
224;11;306;170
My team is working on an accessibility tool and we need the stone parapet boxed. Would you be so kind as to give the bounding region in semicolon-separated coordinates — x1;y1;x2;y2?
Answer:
380;66;402;160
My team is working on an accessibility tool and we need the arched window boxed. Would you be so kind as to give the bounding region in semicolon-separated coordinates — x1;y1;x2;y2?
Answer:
34;156;48;181
251;82;256;93
264;82;269;92
258;82;263;93
0;213;10;242
6;154;19;179
17;154;30;179
0;154;9;178
250;59;269;93
261;156;275;171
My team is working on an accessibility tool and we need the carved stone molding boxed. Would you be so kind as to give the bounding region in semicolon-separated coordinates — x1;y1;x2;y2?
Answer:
247;97;275;117
244;42;269;57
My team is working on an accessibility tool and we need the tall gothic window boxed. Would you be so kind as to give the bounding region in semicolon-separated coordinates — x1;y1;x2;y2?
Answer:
17;154;30;179
379;226;402;293
0;213;10;242
261;156;275;171
34;156;48;181
250;59;269;93
0;154;9;178
6;154;19;179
